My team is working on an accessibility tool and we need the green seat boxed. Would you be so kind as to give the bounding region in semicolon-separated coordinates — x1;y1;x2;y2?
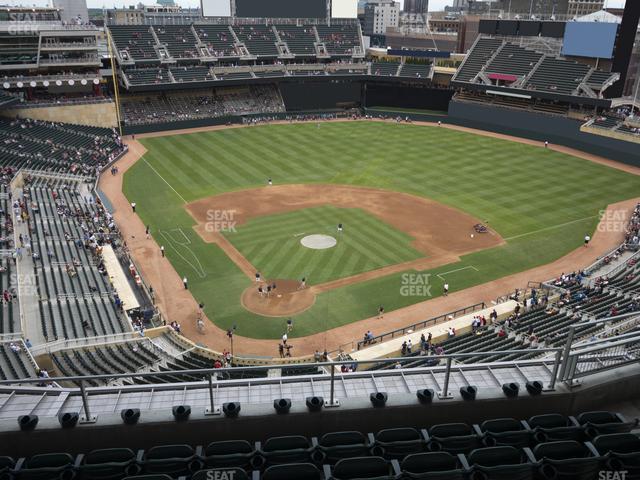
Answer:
527;414;583;442
315;431;369;464
593;433;640;477
16;453;77;480
372;428;426;459
479;418;532;448
428;423;482;454
260;436;313;466
533;440;601;479
80;448;141;479
577;411;636;436
143;445;201;478
468;446;534;480
329;456;400;480
401;452;467;479
204;440;255;469
262;463;322;480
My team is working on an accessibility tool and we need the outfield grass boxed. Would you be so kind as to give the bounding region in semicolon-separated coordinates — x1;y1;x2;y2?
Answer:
225;206;423;284
123;121;640;339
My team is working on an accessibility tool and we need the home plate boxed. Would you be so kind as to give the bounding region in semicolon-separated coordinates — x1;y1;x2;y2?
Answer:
277;294;282;298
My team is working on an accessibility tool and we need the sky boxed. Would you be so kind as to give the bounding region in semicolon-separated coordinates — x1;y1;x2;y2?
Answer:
1;0;627;10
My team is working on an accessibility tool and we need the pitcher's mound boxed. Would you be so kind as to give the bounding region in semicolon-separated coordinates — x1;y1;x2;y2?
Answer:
301;234;337;250
241;279;316;317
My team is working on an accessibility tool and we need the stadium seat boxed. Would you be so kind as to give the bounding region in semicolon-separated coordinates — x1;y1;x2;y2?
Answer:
526;414;584;442
370;428;427;459
261;463;322;480
12;453;78;480
203;440;255;469
532;440;601;479
400;451;468;479
576;411;638;437
427;423;482;453
143;445;202;478
123;476;173;480
313;431;370;464
466;446;535;480
79;448;143;479
476;418;533;448
258;436;314;467
593;433;640;476
324;456;401;479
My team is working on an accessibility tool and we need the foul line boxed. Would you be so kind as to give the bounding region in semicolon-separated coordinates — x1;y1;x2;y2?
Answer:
437;265;478;280
160;228;206;279
142;158;188;205
504;215;599;241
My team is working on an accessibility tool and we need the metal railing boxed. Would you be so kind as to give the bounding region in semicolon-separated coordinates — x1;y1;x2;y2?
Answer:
0;346;565;422
356;301;486;350
28;331;141;356
562;332;640;383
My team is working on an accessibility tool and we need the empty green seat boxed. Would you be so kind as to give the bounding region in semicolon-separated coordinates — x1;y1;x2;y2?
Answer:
14;452;78;480
478;418;532;448
401;451;467;479
527;414;583;442
533;440;601;479
143;445;202;478
262;463;322;480
314;431;369;464
467;446;534;480
328;456;400;480
259;436;313;466
576;411;636;436
80;448;142;479
371;428;426;459
428;423;482;454
204;440;255;469
593;433;640;477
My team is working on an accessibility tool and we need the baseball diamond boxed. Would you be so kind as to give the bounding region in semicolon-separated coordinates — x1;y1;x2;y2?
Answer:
120;121;640;341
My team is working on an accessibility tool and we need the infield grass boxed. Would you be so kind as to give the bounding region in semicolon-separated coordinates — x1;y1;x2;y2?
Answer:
123;121;640;339
225;206;423;284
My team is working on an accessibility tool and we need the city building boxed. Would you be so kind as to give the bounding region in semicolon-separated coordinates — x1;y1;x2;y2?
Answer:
568;0;605;17
105;4;200;26
403;0;429;15
52;0;89;24
364;0;400;35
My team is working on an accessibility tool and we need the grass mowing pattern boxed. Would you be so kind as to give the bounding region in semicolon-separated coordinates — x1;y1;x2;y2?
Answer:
123;122;640;340
226;206;423;284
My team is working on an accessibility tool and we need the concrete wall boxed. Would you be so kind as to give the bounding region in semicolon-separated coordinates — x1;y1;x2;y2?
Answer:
1;101;118;128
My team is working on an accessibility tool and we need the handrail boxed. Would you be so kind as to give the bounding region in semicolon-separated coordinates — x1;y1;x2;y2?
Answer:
355;301;486;350
0;347;564;387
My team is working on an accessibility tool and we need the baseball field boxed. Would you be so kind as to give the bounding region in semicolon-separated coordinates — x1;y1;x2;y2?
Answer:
122;121;640;339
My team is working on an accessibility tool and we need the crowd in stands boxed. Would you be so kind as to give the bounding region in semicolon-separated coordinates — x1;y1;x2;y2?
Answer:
0;118;125;176
120;85;285;126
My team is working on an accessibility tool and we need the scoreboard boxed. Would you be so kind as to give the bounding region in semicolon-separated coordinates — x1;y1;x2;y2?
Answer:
201;0;358;19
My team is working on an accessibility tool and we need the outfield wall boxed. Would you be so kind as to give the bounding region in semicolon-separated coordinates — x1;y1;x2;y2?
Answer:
279;80;362;111
364;83;454;112
447;101;640;167
1;101;118;128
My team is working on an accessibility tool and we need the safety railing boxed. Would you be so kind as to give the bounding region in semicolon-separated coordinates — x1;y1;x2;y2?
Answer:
0;346;564;422
355;301;486;350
